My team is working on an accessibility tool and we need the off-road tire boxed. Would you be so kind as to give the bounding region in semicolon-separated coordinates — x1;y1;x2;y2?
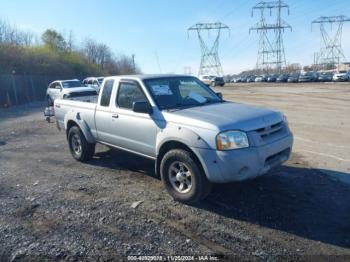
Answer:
68;126;95;162
160;149;212;204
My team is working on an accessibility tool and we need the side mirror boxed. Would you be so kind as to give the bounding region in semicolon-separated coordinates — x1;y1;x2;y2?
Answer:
216;92;223;100
133;101;153;114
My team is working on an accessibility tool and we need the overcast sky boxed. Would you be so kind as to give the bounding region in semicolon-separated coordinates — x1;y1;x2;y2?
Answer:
1;0;350;74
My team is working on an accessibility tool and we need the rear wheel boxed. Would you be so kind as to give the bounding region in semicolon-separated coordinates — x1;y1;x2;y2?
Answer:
160;149;212;204
68;126;95;162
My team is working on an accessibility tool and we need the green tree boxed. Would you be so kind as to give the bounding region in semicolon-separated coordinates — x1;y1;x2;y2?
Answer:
41;29;66;51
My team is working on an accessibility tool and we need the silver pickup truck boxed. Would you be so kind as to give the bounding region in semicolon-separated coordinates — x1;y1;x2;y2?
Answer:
55;74;293;203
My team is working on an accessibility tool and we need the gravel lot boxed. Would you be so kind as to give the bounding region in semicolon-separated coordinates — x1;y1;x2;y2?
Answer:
0;83;350;261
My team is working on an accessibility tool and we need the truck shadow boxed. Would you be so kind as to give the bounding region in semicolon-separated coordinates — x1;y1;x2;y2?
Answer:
199;166;350;248
90;148;156;178
89;148;350;248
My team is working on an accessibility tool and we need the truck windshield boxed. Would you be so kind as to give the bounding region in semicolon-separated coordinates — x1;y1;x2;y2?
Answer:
143;76;222;110
62;80;83;88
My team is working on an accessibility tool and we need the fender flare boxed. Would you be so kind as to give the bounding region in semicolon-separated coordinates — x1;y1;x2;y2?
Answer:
156;125;211;154
155;124;212;179
64;111;96;144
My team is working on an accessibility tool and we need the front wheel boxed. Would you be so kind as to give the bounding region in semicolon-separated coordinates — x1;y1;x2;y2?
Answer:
160;149;212;204
68;126;95;162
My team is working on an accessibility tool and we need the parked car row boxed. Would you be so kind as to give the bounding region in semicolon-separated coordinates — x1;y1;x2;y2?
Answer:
46;77;104;106
199;75;225;87
230;71;350;84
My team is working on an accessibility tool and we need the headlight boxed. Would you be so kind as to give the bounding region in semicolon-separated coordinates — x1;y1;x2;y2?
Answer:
216;130;249;151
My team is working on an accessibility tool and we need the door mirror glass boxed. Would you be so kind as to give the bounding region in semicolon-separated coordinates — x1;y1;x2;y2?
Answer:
133;101;152;114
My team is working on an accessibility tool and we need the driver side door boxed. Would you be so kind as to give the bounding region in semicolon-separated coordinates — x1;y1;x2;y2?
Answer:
109;80;157;158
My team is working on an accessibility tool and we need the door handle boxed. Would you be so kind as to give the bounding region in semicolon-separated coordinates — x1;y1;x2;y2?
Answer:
112;114;119;119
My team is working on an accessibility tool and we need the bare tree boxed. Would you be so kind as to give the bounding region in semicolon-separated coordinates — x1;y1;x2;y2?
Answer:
82;38;113;69
0;19;34;46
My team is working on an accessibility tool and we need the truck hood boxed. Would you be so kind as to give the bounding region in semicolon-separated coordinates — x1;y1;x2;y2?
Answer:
162;102;283;132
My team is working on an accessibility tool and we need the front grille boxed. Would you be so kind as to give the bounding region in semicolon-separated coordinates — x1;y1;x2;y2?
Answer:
256;121;284;139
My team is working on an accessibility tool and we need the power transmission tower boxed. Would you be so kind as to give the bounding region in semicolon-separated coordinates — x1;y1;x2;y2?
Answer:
250;0;292;73
188;22;229;76
312;16;350;70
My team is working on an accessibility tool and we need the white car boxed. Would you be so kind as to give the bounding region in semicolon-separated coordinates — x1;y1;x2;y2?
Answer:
82;77;104;93
333;71;349;82
46;79;97;106
198;75;216;86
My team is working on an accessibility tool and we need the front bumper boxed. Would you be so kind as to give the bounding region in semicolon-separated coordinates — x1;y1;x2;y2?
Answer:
194;134;293;183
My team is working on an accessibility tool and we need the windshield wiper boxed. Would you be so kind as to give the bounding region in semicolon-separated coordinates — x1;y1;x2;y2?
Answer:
165;103;200;111
198;100;223;106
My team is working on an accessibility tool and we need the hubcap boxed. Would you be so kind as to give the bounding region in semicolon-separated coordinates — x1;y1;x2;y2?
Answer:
168;161;192;194
71;134;82;155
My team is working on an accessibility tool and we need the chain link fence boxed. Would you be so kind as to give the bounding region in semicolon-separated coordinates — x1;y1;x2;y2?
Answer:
0;74;84;107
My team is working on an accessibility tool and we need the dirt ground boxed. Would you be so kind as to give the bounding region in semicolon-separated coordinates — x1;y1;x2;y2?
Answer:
0;83;350;261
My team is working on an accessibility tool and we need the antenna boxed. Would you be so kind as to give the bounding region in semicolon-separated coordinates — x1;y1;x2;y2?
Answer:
154;51;162;73
188;22;229;76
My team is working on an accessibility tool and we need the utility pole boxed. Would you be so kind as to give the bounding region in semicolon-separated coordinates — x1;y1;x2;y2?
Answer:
188;22;229;77
312;16;350;70
250;0;292;74
131;54;136;73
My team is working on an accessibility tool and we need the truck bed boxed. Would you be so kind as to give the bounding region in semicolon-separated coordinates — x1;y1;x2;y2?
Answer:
54;95;98;134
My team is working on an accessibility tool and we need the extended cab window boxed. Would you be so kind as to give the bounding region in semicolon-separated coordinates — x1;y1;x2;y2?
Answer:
100;80;114;107
117;82;147;109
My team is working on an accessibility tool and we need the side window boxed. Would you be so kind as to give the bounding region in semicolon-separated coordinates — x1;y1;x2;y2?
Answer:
100;80;114;107
88;80;93;85
55;83;62;89
49;83;55;89
117;82;147;109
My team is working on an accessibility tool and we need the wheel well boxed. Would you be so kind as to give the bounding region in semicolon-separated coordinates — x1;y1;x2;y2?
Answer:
66;120;78;137
156;141;205;178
